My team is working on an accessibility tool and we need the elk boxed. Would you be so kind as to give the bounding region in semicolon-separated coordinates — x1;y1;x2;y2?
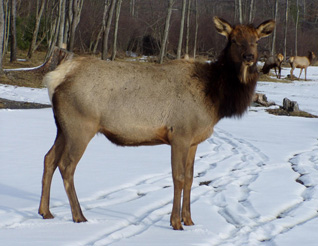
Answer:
38;17;275;230
289;51;316;81
262;53;284;79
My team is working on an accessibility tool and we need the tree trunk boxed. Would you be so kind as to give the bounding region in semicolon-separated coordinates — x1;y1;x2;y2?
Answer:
130;0;136;17
284;0;288;60
0;0;4;74
45;9;61;61
36;46;73;74
295;0;299;56
58;0;66;48
111;0;122;61
271;0;278;55
248;0;254;23
93;0;109;54
102;0;116;60
159;0;174;64
27;0;46;59
193;0;198;59
3;0;10;57
238;0;243;24
10;0;17;62
68;0;84;52
185;0;191;55
177;0;186;59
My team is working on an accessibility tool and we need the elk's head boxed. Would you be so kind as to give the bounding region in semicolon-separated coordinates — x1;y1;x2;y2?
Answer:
277;53;284;63
214;17;275;84
308;51;316;62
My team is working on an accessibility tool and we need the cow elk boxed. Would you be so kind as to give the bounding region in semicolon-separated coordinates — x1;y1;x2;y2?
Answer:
39;17;275;230
262;53;284;79
289;51;316;81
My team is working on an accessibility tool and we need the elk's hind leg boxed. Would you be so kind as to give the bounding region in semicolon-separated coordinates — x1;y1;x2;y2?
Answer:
39;130;64;219
299;68;303;79
57;121;96;222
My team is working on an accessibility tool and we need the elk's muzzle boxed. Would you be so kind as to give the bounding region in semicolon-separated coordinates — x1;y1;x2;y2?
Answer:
243;54;255;66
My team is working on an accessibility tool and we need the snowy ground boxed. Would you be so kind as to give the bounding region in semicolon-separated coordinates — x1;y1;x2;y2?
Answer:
0;65;318;245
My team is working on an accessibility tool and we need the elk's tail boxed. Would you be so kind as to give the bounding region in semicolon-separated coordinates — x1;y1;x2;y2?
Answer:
44;59;79;103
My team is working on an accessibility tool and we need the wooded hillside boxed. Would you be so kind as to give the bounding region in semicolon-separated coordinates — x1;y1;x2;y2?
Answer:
0;0;318;68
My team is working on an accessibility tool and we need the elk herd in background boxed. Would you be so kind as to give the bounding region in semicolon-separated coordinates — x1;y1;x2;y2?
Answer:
262;50;316;81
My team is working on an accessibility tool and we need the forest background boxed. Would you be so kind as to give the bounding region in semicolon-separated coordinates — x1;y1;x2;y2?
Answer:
0;0;317;73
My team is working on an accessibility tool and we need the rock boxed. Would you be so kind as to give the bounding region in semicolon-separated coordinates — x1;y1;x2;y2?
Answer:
283;98;300;112
252;93;275;107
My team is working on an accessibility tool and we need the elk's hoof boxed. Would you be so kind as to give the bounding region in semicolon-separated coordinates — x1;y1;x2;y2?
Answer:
171;220;184;230
39;211;54;219
73;216;87;223
183;218;195;226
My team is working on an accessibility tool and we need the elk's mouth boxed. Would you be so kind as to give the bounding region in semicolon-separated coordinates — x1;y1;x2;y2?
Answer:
243;61;254;67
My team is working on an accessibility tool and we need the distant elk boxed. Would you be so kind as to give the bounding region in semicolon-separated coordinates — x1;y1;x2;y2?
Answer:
289;51;316;81
262;53;284;79
39;17;275;230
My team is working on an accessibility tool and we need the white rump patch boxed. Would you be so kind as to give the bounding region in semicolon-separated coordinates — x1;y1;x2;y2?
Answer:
44;60;79;102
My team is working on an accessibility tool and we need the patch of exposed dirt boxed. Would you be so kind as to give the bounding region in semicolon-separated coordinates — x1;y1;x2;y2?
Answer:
1;51;47;88
0;97;51;109
266;107;318;118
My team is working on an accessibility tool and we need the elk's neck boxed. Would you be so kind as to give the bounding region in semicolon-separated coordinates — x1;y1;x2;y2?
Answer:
197;57;258;120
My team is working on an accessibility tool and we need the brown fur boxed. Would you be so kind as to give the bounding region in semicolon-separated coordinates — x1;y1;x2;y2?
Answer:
262;53;284;78
289;51;316;81
39;17;275;230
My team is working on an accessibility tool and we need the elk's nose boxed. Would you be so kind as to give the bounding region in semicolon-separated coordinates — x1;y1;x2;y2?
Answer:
243;54;254;62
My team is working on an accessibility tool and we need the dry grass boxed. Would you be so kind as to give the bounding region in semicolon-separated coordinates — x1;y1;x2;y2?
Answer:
266;108;318;118
258;72;292;83
1;51;47;88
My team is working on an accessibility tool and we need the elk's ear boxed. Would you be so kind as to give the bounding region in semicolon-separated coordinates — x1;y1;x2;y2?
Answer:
214;16;233;38
257;20;275;39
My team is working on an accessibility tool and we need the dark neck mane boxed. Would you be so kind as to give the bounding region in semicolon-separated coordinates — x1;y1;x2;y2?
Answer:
195;47;258;119
308;52;314;64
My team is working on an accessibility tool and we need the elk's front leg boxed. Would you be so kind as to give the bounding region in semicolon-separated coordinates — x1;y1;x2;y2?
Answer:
182;144;198;226
170;141;190;230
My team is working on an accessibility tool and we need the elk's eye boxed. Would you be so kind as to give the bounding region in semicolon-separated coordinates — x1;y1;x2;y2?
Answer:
232;39;237;44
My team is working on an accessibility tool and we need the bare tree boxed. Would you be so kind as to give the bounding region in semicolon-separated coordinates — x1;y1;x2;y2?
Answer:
271;0;278;55
3;0;10;57
177;0;186;59
185;0;191;55
68;0;84;52
295;0;299;56
102;0;116;60
284;0;288;59
92;0;109;54
130;0;136;17
238;0;243;24
0;0;4;73
111;0;123;61
45;1;61;60
27;0;47;59
193;0;198;59
159;0;174;64
248;0;255;23
58;0;66;48
10;0;17;62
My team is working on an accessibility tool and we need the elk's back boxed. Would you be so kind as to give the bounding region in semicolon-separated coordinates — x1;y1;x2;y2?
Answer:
46;57;218;146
